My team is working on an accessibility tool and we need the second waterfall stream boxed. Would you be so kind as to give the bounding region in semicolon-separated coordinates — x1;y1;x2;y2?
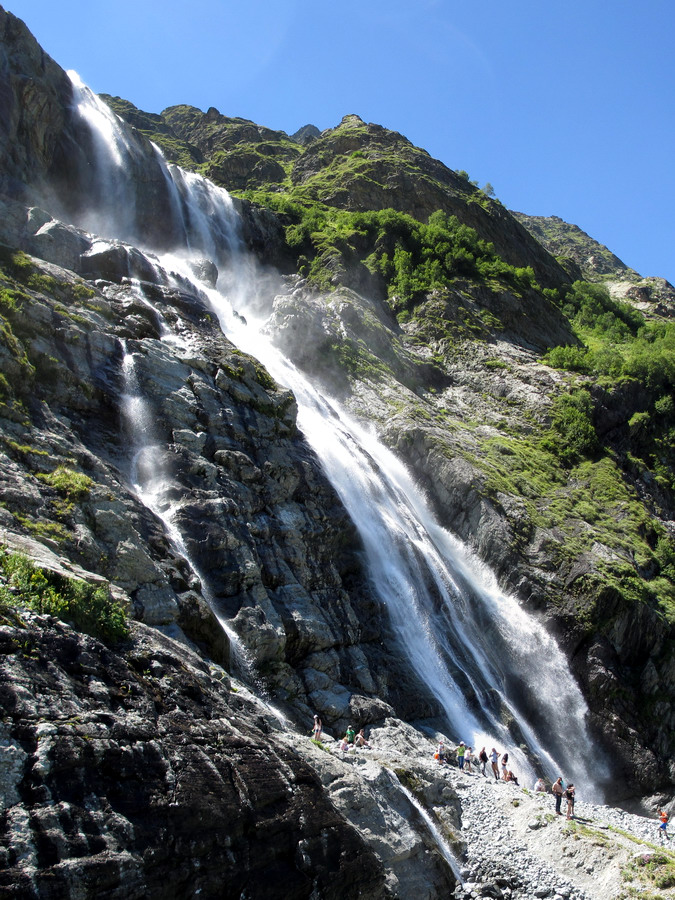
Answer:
66;71;608;799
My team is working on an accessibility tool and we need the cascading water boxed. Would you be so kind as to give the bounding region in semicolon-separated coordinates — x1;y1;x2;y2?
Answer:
118;326;256;681
201;306;607;798
390;772;462;881
67;71;141;241
66;74;607;800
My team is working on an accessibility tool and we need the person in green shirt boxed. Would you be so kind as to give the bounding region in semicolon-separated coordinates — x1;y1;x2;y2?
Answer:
457;741;466;770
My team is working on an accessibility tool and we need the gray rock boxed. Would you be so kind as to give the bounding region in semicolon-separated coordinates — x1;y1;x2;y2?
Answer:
30;218;91;270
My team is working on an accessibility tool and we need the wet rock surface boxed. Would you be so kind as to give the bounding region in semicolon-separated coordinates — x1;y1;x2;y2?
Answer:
0;615;389;899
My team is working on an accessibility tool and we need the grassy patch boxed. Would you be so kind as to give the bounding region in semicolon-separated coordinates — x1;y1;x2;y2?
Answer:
564;820;611;846
13;515;71;544
36;465;93;502
0;548;128;644
619;847;675;899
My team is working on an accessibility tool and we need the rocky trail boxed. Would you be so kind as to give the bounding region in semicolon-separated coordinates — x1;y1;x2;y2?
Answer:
284;721;675;900
453;771;674;900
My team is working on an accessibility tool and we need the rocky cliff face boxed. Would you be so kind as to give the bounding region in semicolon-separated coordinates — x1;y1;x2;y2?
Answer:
0;203;459;898
512;212;675;323
511;213;636;282
0;5;674;898
0;614;391;899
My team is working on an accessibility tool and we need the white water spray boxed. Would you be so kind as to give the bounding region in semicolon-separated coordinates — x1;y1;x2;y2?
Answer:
206;305;606;797
67;72;140;241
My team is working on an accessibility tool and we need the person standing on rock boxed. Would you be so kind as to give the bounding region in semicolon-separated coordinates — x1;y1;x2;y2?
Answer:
564;783;576;819
658;810;671;842
345;725;356;746
552;777;564;815
500;752;509;780
312;715;322;741
457;741;466;770
464;746;473;774
490;748;500;780
479;747;489;777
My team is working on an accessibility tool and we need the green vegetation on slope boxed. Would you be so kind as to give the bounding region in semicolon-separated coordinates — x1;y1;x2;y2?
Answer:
545;281;675;492
0;548;128;644
240;194;539;303
236;157;675;629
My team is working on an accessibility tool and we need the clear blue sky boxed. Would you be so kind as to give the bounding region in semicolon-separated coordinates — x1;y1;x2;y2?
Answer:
6;0;675;283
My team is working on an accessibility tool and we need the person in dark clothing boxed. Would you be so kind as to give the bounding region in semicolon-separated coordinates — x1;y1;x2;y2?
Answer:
564;784;576;820
552;777;564;815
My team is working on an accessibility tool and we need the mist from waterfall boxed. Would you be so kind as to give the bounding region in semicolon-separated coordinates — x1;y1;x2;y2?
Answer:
67;76;608;800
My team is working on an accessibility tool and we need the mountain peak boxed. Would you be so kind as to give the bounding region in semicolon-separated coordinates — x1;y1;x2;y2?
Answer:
289;123;320;145
338;113;367;128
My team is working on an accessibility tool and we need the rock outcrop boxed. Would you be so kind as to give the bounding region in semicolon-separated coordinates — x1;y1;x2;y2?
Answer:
511;212;637;281
0;615;392;899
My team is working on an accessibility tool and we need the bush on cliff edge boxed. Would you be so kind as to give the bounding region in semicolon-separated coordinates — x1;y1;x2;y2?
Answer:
0;548;128;645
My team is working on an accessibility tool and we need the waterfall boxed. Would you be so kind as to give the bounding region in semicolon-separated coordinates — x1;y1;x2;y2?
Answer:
65;75;607;800
118;330;256;681
67;71;242;260
390;772;462;882
200;307;607;798
67;71;140;241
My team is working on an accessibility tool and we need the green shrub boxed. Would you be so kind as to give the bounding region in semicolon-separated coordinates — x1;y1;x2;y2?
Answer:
545;345;593;373
245;196;544;302
0;549;128;644
655;535;675;580
542;389;598;465
36;465;92;501
563;281;644;336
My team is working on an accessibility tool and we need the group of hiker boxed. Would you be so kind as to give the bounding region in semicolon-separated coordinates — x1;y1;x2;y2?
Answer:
311;717;672;841
436;740;580;817
442;740;672;837
436;742;521;787
312;716;370;751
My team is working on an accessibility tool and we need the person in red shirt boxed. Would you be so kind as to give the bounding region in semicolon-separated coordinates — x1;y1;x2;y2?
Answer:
658;810;671;842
